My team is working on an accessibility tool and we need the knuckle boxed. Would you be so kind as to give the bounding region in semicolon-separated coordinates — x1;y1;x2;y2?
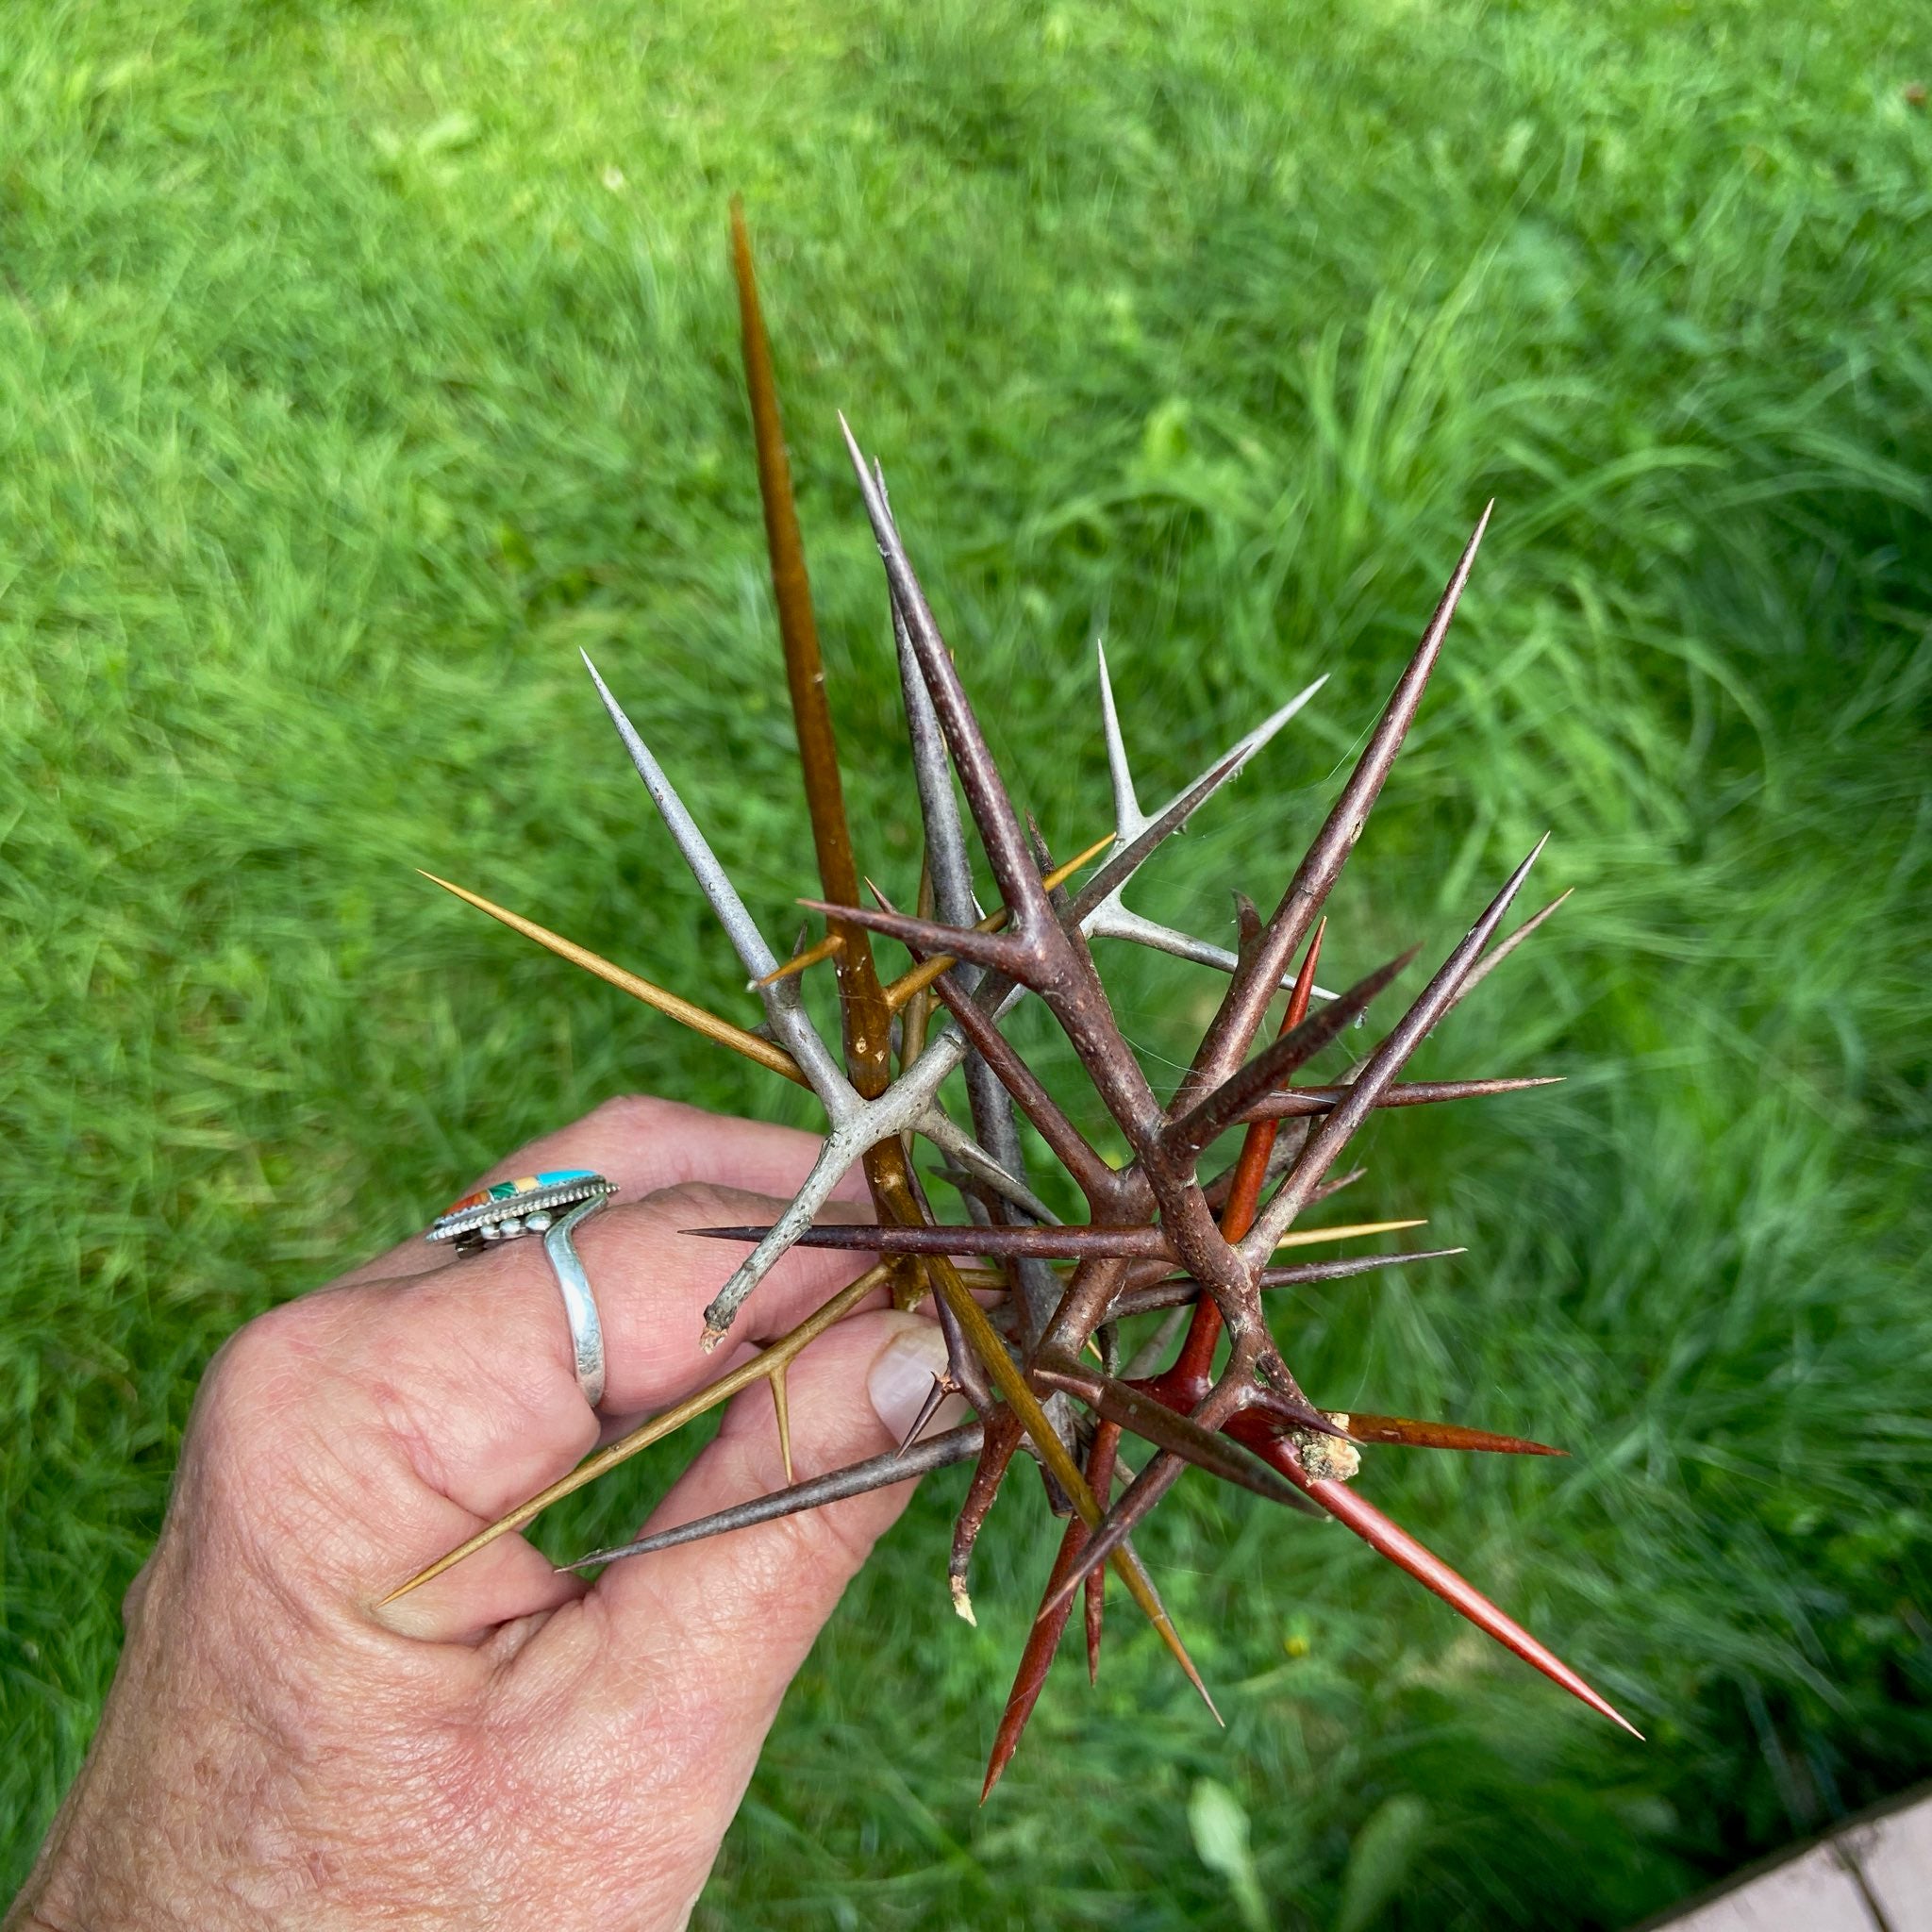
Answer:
120;1555;157;1633
203;1299;318;1415
640;1176;755;1222
583;1091;688;1141
189;1298;342;1491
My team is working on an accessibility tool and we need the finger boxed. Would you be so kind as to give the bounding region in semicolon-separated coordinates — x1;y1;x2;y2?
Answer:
358;1182;881;1522
206;1177;884;1640
340;1094;869;1288
380;1529;588;1644
515;1314;964;1825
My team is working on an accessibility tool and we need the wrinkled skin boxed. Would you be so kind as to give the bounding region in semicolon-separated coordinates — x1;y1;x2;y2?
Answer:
8;1097;957;1931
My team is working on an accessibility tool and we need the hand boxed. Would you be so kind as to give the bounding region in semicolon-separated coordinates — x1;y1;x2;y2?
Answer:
8;1096;958;1931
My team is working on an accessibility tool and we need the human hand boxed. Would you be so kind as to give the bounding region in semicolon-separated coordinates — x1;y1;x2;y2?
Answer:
9;1096;959;1932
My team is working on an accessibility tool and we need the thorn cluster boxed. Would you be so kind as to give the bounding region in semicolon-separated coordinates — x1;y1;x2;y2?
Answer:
386;204;1641;1777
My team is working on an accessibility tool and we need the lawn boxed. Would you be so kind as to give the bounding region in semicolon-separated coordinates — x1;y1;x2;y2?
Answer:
2;0;1928;1924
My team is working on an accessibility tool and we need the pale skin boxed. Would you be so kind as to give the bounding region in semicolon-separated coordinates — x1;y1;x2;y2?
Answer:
8;1095;962;1932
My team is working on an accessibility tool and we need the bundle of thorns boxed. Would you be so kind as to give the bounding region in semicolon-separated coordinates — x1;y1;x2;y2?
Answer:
389;205;1640;1789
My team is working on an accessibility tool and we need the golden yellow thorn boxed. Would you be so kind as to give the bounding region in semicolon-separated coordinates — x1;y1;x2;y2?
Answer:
1273;1218;1424;1250
752;930;843;989
952;1267;1009;1291
420;873;806;1086
770;1358;795;1486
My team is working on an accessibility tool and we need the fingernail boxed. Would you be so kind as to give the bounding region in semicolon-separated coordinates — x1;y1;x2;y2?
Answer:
866;1319;958;1443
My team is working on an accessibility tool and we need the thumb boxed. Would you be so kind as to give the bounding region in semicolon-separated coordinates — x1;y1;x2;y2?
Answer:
863;1315;962;1445
528;1311;962;1828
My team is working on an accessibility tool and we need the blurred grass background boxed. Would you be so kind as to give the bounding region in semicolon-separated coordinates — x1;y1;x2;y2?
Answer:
3;0;1928;1924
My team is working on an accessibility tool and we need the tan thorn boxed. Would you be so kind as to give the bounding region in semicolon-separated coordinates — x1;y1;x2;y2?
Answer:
420;873;805;1085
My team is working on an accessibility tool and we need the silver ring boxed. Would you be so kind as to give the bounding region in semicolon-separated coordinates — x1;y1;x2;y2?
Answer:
425;1169;618;1409
542;1195;608;1409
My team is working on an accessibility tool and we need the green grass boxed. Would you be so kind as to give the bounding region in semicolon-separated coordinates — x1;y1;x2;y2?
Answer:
4;0;1929;1924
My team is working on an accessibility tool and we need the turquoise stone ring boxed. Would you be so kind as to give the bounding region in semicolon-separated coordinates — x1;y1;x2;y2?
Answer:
425;1167;617;1407
426;1169;616;1255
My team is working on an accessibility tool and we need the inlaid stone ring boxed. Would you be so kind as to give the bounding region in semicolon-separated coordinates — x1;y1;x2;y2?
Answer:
425;1170;619;1409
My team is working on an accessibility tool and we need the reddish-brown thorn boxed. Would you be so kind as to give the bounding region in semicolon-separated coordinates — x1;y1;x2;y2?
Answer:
1164;939;1408;1161
1033;1356;1329;1507
1242;1075;1564;1122
684;1219;1424;1260
1344;1414;1566;1457
798;897;1042;981
950;1409;1024;1626
1106;1246;1465;1324
1179;506;1492;1109
1270;1443;1641;1738
1243;835;1551;1260
983;1509;1092;1801
895;1374;953;1457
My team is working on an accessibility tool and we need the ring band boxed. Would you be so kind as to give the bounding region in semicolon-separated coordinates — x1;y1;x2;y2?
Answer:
425;1169;618;1409
542;1195;608;1409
